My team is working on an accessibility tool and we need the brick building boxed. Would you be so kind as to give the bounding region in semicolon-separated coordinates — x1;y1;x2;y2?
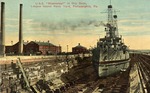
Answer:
5;42;28;55
72;43;88;54
6;41;61;55
25;41;61;55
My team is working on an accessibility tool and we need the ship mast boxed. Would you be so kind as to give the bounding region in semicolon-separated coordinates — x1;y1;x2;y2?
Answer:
106;0;119;38
106;0;119;61
113;11;119;37
108;5;113;26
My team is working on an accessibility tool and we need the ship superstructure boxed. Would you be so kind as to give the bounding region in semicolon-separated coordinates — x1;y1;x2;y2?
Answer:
92;3;130;77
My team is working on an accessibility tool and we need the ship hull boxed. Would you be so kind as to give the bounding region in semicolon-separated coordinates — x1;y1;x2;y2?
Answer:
98;59;130;77
92;48;130;77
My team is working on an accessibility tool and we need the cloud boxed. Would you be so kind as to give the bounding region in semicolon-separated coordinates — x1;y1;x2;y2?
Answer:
118;18;150;36
5;24;18;28
6;18;18;21
119;19;150;26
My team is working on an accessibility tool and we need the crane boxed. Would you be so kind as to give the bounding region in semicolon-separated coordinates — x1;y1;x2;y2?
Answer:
17;58;37;93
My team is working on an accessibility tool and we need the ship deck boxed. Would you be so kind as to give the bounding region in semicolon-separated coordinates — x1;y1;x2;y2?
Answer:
99;58;130;64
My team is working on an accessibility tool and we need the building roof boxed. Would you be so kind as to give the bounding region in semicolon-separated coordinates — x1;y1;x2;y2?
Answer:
13;42;29;46
32;41;56;46
11;41;59;47
73;43;86;49
23;42;29;45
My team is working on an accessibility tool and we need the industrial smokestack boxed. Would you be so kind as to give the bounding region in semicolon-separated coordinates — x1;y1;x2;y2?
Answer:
18;4;23;55
0;2;5;56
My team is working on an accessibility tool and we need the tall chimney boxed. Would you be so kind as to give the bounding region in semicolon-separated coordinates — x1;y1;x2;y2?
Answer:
18;4;23;55
0;2;5;56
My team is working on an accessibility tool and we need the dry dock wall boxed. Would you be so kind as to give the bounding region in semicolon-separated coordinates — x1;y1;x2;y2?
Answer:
0;56;57;64
0;54;87;64
129;63;143;93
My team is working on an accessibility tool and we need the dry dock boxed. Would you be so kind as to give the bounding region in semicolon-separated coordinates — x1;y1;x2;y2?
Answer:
0;52;150;93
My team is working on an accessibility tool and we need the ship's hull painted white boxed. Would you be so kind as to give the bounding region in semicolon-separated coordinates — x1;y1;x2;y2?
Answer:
98;60;130;77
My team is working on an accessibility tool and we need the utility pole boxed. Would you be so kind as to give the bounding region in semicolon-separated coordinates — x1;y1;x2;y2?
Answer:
66;45;69;70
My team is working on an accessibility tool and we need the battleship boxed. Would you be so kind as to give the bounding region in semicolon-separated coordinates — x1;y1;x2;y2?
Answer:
92;3;130;77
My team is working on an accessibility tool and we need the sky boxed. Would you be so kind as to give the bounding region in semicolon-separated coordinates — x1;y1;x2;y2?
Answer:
0;0;150;51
